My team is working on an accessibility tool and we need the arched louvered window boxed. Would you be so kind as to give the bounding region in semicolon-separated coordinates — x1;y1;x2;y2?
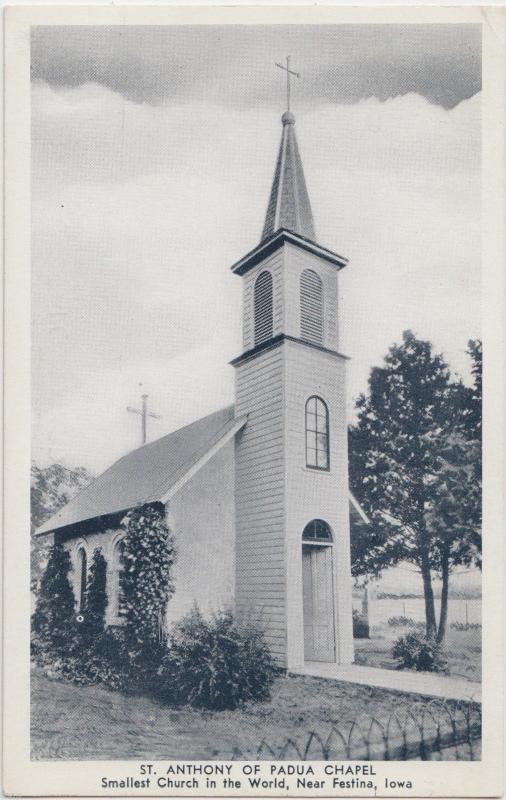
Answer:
113;539;127;621
300;269;323;344
254;270;273;345
302;519;333;543
77;547;87;611
305;395;330;470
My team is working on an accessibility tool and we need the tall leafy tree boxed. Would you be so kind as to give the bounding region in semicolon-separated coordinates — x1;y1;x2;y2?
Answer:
425;340;482;641
31;541;75;650
349;331;481;642
84;549;108;636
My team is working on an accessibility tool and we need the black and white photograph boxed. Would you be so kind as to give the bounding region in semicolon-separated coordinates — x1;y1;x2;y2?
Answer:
3;6;504;797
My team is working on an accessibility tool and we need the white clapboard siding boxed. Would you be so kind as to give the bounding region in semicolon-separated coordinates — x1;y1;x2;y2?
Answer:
235;343;286;664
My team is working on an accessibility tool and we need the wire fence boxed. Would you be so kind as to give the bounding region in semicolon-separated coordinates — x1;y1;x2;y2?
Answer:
225;699;481;761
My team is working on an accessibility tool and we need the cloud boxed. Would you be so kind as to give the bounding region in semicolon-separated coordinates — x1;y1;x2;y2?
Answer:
31;24;481;110
32;81;480;472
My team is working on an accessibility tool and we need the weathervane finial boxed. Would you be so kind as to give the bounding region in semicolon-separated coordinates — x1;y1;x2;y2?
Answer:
275;56;300;114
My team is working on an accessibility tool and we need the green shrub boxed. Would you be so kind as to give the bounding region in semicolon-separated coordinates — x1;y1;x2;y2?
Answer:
157;607;276;710
392;632;449;673
352;609;369;639
82;549;108;637
450;621;481;631
32;525;276;710
388;616;425;630
36;627;133;689
31;514;173;695
31;541;75;653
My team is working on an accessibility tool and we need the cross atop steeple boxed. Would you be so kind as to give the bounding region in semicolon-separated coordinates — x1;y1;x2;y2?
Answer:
275;56;300;112
261;61;315;243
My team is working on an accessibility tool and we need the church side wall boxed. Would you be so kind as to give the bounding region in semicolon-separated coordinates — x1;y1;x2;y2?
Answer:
166;440;235;625
62;526;123;626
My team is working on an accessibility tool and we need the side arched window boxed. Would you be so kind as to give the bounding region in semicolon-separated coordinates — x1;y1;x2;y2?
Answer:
254;270;273;345
77;547;87;611
113;539;126;620
305;395;330;470
300;269;323;344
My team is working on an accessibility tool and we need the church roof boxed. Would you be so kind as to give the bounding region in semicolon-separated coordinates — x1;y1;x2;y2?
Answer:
261;111;316;242
35;405;243;536
36;404;369;537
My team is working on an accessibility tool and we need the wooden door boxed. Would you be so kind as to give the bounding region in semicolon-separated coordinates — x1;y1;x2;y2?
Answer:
302;544;335;662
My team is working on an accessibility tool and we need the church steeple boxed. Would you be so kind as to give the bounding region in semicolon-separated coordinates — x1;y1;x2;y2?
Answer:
232;85;354;672
261;111;316;242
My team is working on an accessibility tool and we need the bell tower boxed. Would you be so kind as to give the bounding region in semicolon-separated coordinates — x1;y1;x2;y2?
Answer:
231;109;354;670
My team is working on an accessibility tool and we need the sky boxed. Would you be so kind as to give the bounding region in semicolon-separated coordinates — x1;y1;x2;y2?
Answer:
31;24;481;474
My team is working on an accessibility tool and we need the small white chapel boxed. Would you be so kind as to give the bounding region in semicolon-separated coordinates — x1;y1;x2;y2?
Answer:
36;103;369;672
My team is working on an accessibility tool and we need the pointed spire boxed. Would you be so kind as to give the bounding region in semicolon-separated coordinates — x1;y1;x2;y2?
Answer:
261;111;316;243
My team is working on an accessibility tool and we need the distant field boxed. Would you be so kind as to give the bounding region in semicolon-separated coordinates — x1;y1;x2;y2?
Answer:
353;596;481;629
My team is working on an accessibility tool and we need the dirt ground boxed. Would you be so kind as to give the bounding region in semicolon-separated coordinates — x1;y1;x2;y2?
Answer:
354;624;481;682
31;665;462;761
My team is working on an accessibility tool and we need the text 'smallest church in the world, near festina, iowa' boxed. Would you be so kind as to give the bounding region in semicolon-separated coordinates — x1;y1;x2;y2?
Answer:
36;104;370;673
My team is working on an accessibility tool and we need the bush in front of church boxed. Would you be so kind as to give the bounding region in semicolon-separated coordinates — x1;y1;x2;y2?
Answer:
156;606;276;710
31;541;76;658
32;544;122;687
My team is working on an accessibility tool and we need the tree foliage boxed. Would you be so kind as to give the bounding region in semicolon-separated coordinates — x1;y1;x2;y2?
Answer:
31;541;75;651
31;507;277;707
83;549;108;637
30;463;91;590
157;606;276;710
349;331;482;641
392;631;448;673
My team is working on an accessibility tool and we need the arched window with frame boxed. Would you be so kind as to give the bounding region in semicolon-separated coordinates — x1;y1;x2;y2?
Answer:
77;547;87;611
254;270;273;345
305;395;330;471
300;268;323;345
112;539;126;621
302;519;333;543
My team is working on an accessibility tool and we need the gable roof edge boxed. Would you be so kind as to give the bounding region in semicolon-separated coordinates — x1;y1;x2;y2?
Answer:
160;415;248;504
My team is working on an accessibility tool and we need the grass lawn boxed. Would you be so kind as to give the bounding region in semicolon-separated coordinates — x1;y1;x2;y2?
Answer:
354;624;481;682
30;665;466;761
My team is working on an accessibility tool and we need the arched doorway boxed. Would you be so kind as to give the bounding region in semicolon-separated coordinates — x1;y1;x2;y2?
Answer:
302;520;335;662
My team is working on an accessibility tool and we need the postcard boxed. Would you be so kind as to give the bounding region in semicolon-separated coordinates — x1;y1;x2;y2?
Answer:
3;4;504;797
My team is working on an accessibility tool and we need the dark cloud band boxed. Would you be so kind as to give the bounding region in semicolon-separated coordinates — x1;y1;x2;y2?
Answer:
31;24;481;111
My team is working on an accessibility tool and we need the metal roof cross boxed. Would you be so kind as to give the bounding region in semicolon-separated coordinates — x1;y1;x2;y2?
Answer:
127;393;162;445
275;56;300;112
